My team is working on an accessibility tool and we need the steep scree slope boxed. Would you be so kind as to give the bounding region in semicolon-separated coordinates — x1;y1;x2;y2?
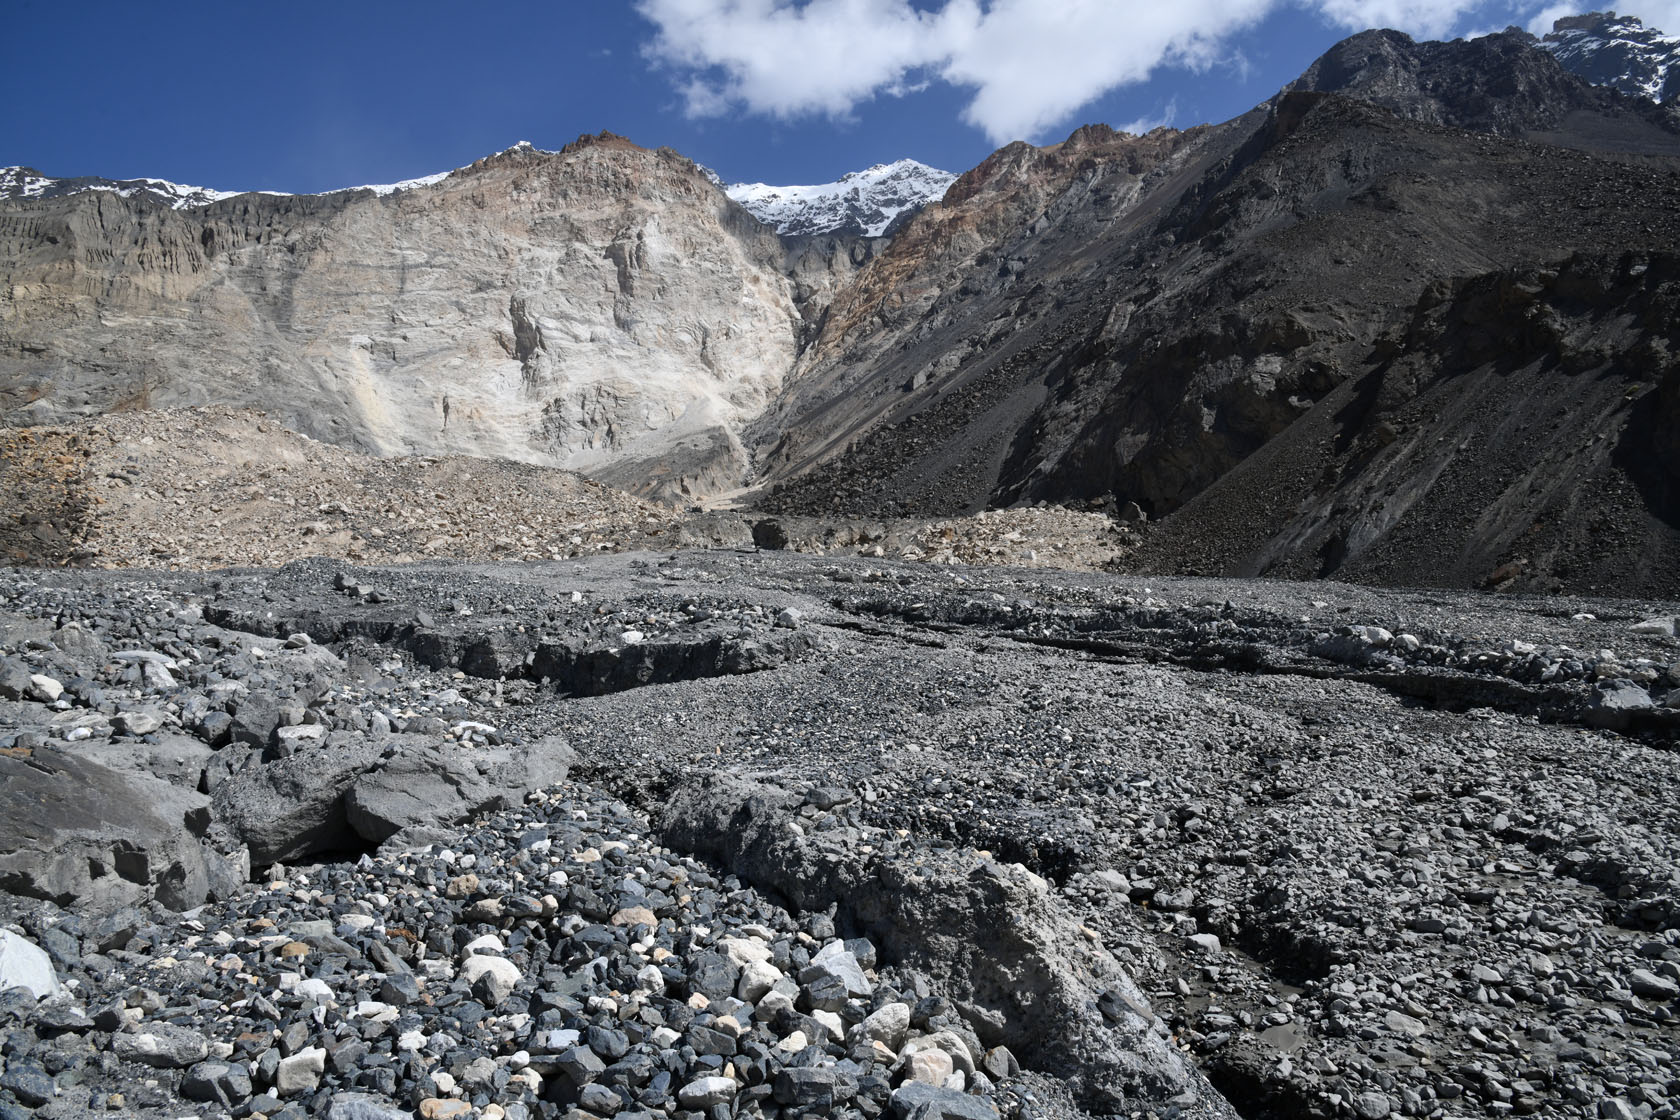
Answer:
756;31;1680;596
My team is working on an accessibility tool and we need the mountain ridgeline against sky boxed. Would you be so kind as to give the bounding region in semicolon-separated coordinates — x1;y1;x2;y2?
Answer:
1532;9;1680;101
3;20;1680;595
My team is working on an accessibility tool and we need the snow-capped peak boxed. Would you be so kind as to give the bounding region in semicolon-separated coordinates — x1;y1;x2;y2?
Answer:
1536;10;1680;103
0;146;551;211
0;165;271;210
725;158;957;238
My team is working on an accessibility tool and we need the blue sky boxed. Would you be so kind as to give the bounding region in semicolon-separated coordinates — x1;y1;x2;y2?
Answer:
0;1;1663;193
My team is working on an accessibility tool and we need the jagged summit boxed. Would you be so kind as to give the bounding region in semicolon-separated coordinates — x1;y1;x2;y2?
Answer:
725;158;956;238
0;164;271;209
0;141;556;210
1534;10;1680;102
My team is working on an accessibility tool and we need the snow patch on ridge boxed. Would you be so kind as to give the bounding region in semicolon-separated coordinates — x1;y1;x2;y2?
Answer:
1537;11;1680;103
0;143;557;210
726;159;956;238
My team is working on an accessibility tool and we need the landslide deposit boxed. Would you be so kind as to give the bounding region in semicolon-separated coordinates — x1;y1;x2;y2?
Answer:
0;407;1133;575
1;552;1678;1120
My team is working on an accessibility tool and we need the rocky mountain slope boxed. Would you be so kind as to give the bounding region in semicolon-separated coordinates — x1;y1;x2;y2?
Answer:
725;159;957;238
755;29;1680;597
0;135;808;502
1535;9;1680;102
6;29;1680;595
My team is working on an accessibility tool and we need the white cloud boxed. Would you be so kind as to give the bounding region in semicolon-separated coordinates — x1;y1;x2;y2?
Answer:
635;0;1573;145
1524;3;1576;33
1313;0;1492;40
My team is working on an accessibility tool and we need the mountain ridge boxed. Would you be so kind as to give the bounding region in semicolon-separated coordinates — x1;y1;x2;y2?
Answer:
1534;9;1680;102
5;25;1680;594
725;159;957;238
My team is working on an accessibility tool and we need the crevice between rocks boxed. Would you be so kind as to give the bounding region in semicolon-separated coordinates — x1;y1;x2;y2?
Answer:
201;602;815;698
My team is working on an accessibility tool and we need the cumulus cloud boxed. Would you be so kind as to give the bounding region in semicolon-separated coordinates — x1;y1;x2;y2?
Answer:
634;0;1590;144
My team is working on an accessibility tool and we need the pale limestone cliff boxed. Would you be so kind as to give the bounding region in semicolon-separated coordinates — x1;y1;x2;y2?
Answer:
0;135;802;500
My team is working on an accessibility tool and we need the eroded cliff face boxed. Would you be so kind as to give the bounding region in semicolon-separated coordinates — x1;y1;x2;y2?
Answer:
0;135;802;501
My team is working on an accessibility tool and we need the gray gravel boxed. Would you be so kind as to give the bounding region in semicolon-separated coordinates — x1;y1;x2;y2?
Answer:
1;549;1678;1120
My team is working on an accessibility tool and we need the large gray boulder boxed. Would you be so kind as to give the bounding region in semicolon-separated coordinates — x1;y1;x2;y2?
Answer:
0;746;240;911
214;733;574;864
343;735;575;846
659;774;1238;1119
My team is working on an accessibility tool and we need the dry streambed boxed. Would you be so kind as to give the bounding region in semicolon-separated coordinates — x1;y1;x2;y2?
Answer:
0;551;1677;1120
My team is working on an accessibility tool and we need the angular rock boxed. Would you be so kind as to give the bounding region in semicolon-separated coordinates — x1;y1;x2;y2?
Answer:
0;931;60;1000
458;954;519;1006
326;1093;414;1120
111;1024;211;1069
0;745;230;910
1585;680;1656;730
182;1061;254;1107
890;1082;1000;1120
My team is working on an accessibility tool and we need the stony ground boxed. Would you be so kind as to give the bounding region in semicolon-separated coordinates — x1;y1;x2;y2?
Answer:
0;550;1676;1120
0;409;1133;576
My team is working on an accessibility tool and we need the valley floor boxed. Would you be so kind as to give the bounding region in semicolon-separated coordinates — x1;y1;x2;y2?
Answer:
1;551;1677;1119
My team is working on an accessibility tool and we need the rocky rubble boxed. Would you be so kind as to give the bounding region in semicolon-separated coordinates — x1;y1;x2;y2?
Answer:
0;550;1677;1119
0;784;1031;1120
1;408;1141;579
0;409;697;570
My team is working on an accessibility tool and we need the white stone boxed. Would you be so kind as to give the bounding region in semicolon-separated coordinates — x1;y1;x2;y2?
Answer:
276;1046;326;1095
460;954;520;1004
905;1049;954;1085
860;1002;911;1049
294;978;335;1005
27;674;64;702
736;960;783;1002
461;934;504;956
720;936;774;967
678;1076;739;1109
811;1008;844;1040
0;931;60;999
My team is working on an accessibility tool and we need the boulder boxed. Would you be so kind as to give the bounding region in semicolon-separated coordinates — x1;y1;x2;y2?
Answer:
0;746;237;910
344;735;575;847
0;931;60;1000
1585;680;1656;731
111;1024;211;1069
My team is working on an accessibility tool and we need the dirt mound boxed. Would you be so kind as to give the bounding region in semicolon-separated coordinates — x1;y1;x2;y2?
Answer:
0;407;688;570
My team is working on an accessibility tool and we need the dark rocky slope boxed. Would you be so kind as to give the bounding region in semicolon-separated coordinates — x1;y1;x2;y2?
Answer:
757;31;1680;596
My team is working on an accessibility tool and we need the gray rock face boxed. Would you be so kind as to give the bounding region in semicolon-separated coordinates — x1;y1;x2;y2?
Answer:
0;137;802;502
659;773;1208;1115
1585;679;1657;731
0;746;238;910
214;733;574;864
343;736;573;847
